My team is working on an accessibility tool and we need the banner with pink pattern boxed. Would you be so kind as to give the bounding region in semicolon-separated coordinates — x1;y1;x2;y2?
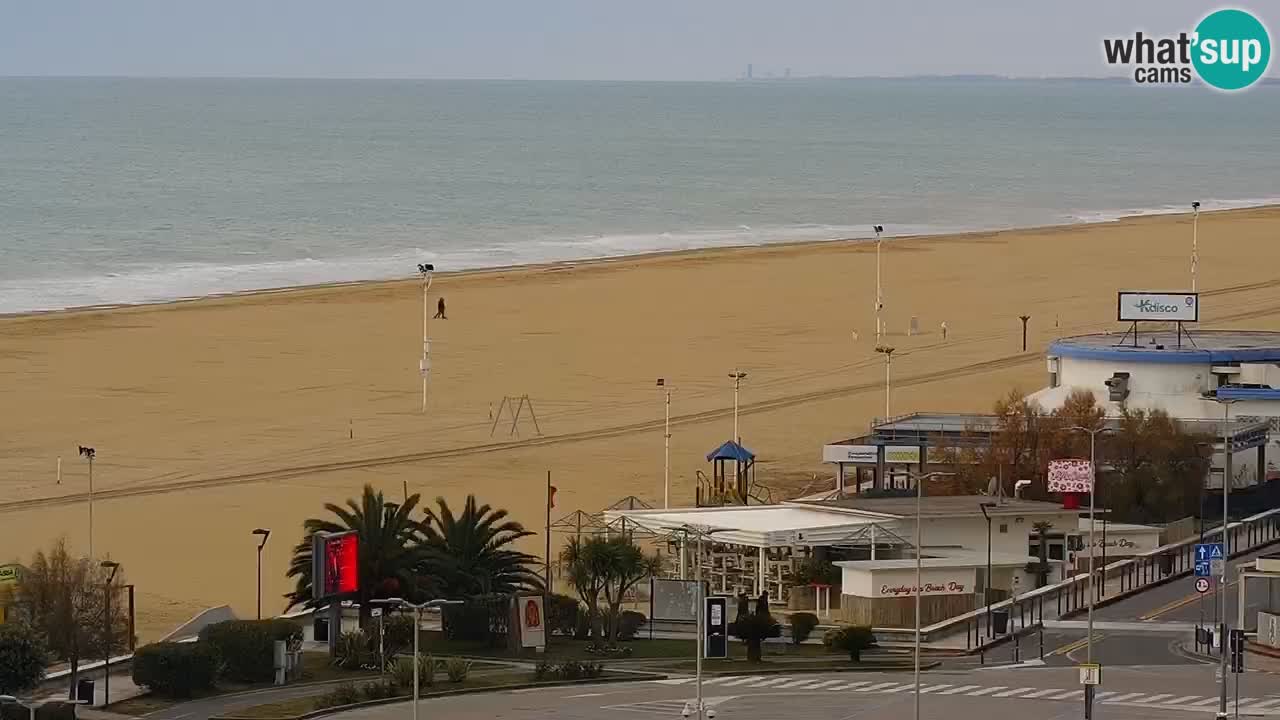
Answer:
1047;459;1094;493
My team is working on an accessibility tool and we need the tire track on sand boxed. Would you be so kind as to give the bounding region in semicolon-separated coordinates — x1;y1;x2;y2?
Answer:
0;352;1037;514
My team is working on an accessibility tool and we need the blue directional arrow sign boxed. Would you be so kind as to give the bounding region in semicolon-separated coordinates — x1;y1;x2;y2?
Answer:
1195;542;1223;560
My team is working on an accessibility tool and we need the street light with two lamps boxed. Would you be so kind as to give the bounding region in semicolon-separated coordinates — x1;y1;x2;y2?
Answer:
372;597;462;720
1066;423;1113;720
909;470;955;720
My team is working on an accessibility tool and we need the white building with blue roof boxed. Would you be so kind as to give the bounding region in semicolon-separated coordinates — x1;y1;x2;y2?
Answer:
1028;329;1280;489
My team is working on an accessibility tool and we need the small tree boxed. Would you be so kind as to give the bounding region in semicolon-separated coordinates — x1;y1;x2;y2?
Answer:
728;593;781;662
16;539;129;699
823;625;876;661
563;535;662;646
0;623;49;694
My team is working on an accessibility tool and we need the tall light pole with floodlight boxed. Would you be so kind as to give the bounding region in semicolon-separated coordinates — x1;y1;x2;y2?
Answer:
873;224;885;344
79;445;95;559
417;263;434;414
101;560;120;706
874;345;895;419
1206;393;1237;720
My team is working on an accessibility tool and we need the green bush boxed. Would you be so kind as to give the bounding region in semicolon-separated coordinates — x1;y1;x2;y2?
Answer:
335;630;369;670
546;594;581;637
0;622;49;694
361;678;399;701
33;702;75;720
555;660;585;680
617;611;647;641
823;625;876;661
444;657;472;683
789;612;820;645
728;594;781;663
198;619;303;683
391;653;434;691
131;642;217;698
791;557;839;586
533;659;553;681
314;682;361;709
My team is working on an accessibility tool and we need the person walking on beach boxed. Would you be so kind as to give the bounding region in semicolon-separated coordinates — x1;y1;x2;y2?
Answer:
434;297;447;319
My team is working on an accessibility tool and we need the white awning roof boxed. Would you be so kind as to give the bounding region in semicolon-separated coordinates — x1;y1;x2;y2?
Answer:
603;505;887;548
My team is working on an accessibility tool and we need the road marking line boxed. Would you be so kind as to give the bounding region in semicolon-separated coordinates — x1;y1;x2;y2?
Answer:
1246;699;1280;709
1019;689;1064;699
718;676;764;686
830;681;873;691
745;677;791;687
1049;690;1082;700
1050;634;1104;656
993;687;1037;698
1104;692;1145;703
858;682;900;692
937;685;982;695
699;677;732;685
653;678;695;685
1140;694;1175;704
919;684;953;694
966;686;1007;696
1140;580;1239;620
1231;697;1256;707
1190;697;1223;706
1162;695;1202;705
565;692;605;698
1094;691;1118;700
776;679;825;688
803;680;845;690
879;683;916;693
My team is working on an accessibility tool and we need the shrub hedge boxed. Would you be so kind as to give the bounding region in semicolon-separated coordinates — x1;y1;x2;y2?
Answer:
132;642;217;698
198;619;302;683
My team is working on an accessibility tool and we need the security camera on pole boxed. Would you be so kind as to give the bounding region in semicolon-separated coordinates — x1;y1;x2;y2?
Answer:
417;263;435;414
873;224;885;344
1191;201;1201;292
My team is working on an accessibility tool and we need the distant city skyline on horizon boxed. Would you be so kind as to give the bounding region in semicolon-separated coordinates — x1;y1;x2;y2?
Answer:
2;1;1276;82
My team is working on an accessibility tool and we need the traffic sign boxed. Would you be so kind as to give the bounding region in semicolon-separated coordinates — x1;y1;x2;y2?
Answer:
1079;663;1102;685
1229;628;1246;673
1195;577;1211;593
1194;560;1211;577
1210;558;1226;577
1195;543;1224;561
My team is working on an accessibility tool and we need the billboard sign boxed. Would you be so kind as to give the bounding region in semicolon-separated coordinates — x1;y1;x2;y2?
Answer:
1117;292;1198;322
519;595;546;649
313;531;359;601
0;564;21;585
1048;459;1094;493
823;444;878;464
885;446;921;464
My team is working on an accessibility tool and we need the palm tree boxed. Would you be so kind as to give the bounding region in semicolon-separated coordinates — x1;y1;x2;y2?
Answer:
420;495;543;597
561;535;662;645
286;484;430;626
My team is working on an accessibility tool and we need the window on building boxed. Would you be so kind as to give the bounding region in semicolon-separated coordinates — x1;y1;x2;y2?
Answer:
1049;544;1064;560
999;523;1009;533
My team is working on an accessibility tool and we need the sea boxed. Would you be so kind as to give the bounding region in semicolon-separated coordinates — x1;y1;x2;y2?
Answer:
3;77;1279;315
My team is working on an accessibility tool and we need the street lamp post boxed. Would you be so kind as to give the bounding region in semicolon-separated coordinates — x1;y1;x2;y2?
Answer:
1068;424;1112;720
911;470;955;720
874;345;895;419
100;560;120;707
658;379;671;508
728;370;747;443
79;446;95;559
417;263;434;414
1207;395;1237;719
978;502;996;638
672;524;726;720
252;529;271;619
375;598;462;720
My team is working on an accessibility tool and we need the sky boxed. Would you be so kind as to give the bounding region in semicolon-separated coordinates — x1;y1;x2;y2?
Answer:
1;1;1276;80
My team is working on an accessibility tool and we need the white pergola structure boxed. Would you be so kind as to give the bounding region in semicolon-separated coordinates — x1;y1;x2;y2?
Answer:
603;505;900;601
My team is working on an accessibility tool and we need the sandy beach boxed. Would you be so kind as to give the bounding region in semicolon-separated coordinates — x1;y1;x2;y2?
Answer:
4;207;1280;639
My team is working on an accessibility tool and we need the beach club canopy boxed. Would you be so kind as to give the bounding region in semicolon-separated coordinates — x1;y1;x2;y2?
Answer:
601;505;883;549
706;440;755;463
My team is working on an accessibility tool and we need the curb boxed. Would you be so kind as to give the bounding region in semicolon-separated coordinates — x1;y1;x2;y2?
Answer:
211;674;667;720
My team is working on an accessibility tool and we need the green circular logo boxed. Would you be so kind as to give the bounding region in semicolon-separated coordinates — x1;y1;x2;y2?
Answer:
1192;9;1271;90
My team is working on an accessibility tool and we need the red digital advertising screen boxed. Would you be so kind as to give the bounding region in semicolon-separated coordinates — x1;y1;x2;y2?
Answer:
323;533;359;596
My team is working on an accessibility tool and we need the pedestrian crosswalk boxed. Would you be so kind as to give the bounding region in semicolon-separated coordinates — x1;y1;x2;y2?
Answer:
648;676;1280;714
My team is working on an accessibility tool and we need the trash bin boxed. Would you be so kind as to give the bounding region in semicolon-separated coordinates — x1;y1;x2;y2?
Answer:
77;679;95;704
991;609;1010;635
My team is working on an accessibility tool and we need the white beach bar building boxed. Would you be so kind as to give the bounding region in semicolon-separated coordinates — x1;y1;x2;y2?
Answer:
604;496;1079;627
1028;329;1280;489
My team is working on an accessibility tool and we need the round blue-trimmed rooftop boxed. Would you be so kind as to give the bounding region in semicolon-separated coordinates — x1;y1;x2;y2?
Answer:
1048;330;1280;364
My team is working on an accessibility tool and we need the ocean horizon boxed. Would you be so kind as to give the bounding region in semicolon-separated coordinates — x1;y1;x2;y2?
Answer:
3;76;1279;315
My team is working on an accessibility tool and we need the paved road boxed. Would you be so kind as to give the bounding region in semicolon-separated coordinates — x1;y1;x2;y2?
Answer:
328;665;1280;720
